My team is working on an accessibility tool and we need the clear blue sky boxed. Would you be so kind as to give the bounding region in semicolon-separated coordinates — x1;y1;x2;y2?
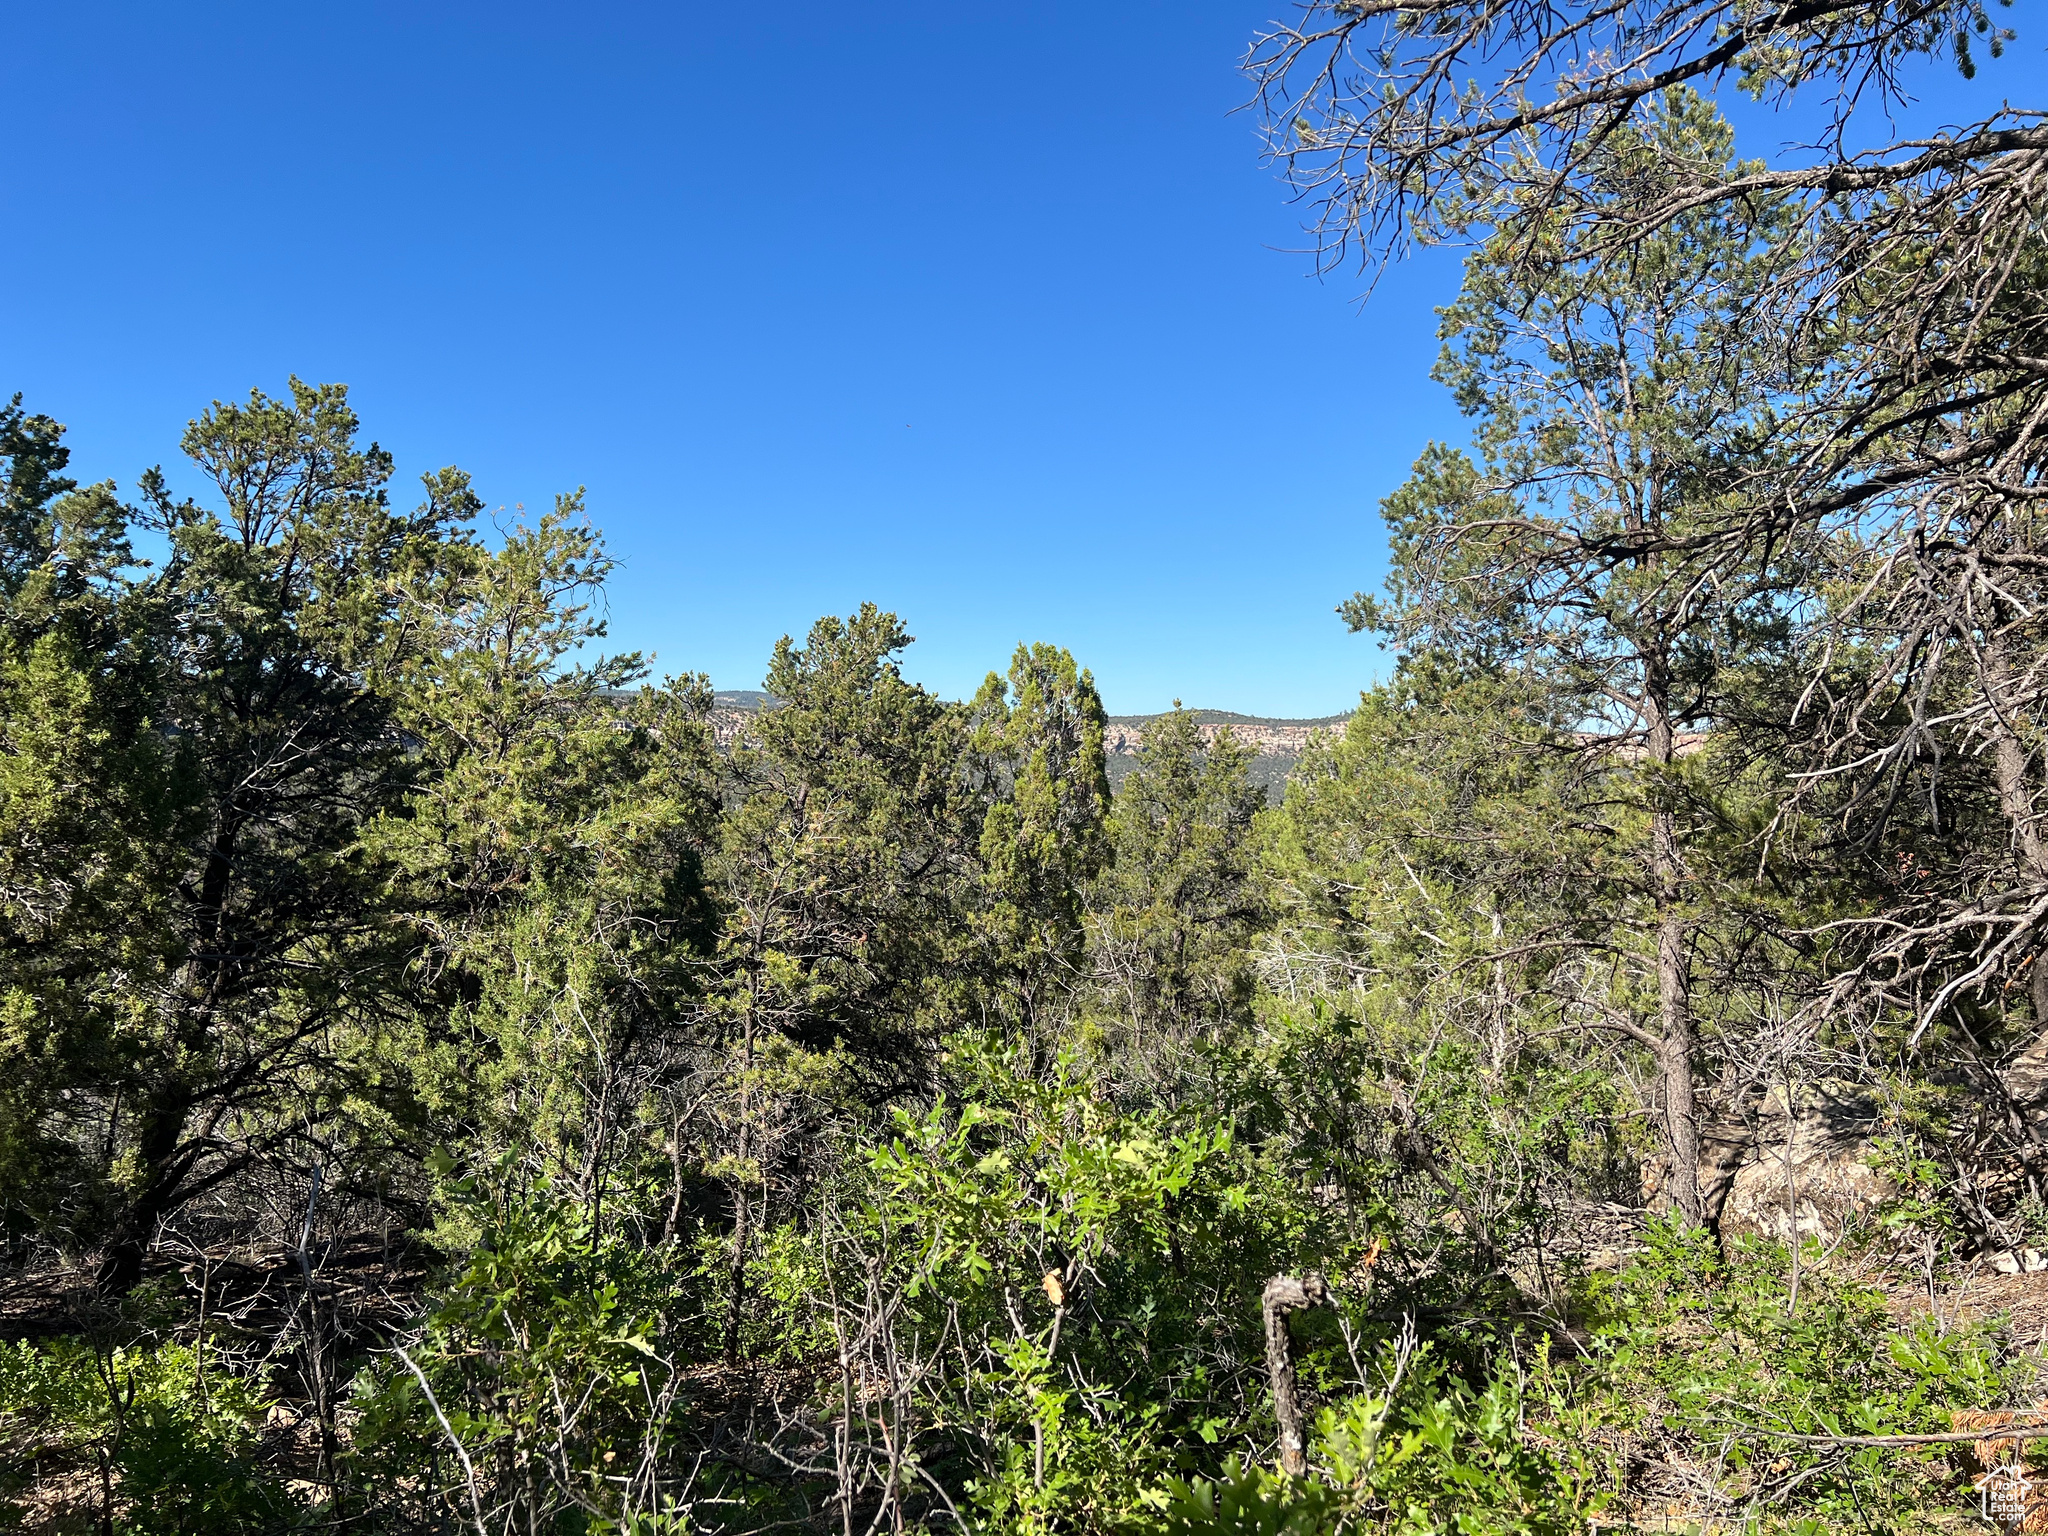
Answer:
2;4;2034;716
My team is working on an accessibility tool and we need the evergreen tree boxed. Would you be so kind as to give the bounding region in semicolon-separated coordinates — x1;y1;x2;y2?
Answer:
90;380;472;1289
967;642;1111;1040
705;605;973;1356
0;400;182;1242
1092;706;1264;1067
367;494;719;1199
1349;96;1809;1221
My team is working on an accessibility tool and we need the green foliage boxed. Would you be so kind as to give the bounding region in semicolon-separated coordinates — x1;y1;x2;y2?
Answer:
1147;1352;1590;1536
368;495;717;1183
0;394;79;587
0;401;182;1242
351;1170;706;1535
970;644;1112;1035
5;358;2040;1536
1569;1219;2011;1531
853;1035;1268;1533
1327;93;1830;1226
1314;1363;1589;1536
714;603;973;1078
1150;1460;1344;1536
76;379;485;1284
0;1336;295;1533
1263;666;1585;979
0;629;180;1237
1091;705;1264;1055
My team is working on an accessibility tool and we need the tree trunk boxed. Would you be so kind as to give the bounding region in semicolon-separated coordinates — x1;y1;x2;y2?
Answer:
1987;675;2048;1023
1261;1274;1328;1475
95;1088;193;1294
1645;661;1704;1225
1655;910;1703;1223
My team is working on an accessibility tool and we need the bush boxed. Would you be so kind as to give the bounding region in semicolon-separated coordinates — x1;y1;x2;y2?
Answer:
1570;1217;2013;1532
0;1334;297;1533
1145;1342;1592;1536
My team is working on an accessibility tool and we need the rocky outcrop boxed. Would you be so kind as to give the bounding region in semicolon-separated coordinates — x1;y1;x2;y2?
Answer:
1102;713;1348;759
1697;1081;1890;1242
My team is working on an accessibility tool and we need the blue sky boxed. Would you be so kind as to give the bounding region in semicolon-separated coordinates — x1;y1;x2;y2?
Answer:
2;4;2035;716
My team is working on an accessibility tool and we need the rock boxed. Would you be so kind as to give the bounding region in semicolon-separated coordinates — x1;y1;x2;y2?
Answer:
2005;1028;2048;1111
1704;1080;1889;1243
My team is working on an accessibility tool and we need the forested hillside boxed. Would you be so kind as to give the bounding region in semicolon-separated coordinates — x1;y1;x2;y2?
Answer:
3;7;2045;1533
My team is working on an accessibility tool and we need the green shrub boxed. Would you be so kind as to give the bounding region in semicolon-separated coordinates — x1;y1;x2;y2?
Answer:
1144;1350;1590;1536
348;1176;704;1535
1571;1217;2013;1532
0;1334;296;1533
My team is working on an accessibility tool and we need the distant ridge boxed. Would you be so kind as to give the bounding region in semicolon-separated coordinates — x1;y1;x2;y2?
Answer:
1103;709;1349;751
705;692;1352;798
1106;708;1351;729
1101;709;1351;798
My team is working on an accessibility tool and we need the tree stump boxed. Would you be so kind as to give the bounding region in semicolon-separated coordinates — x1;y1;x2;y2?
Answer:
1262;1273;1330;1475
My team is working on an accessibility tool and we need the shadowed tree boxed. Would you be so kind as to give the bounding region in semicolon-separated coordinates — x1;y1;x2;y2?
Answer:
706;605;975;1357
90;380;473;1290
1091;706;1265;1070
0;399;183;1243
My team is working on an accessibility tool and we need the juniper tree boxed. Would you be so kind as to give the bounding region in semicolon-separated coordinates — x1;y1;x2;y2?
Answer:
367;494;719;1208
1090;706;1265;1068
967;642;1112;1041
92;381;473;1289
0;400;182;1243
